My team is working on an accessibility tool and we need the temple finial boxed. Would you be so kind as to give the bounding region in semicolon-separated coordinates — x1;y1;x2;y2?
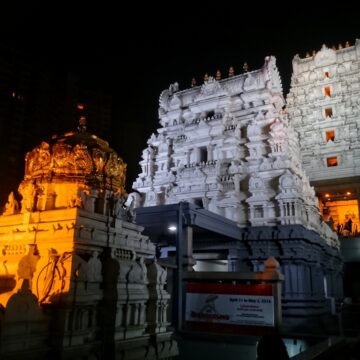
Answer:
243;62;249;73
78;116;87;132
338;42;343;49
312;50;316;56
191;77;197;87
204;73;209;82
345;41;350;48
305;52;310;58
228;66;235;77
216;70;221;80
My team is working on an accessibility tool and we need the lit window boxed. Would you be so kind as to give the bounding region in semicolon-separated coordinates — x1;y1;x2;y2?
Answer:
324;86;331;97
325;107;333;118
326;130;335;142
327;157;338;167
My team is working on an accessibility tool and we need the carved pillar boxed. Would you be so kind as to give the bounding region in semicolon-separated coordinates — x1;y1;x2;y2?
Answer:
146;261;170;334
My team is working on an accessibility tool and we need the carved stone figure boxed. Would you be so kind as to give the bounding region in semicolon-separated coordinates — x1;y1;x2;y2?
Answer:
3;192;19;215
18;181;35;212
53;143;74;172
86;251;102;282
73;144;92;173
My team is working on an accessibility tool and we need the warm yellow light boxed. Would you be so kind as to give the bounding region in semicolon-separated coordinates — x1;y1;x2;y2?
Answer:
347;192;351;195
325;194;330;198
77;104;85;110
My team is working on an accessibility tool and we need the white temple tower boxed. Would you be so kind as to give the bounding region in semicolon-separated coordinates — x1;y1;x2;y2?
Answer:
133;57;337;246
287;40;360;234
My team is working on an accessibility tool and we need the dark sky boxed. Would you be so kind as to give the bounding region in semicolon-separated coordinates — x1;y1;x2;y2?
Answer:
0;4;359;189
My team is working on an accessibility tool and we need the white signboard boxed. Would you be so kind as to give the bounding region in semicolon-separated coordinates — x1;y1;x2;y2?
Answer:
186;293;274;327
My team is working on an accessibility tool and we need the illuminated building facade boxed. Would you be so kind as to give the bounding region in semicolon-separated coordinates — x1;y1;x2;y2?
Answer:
133;57;343;330
287;40;360;237
133;56;336;245
0;123;177;359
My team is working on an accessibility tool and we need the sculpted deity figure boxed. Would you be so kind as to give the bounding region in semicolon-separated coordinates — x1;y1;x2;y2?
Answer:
92;149;105;174
3;192;19;215
86;251;102;282
18;181;36;213
25;141;51;176
53;143;73;171
73;144;92;173
36;142;51;171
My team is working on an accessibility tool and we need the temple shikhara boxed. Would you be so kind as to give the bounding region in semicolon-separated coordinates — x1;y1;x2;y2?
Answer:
0;123;177;359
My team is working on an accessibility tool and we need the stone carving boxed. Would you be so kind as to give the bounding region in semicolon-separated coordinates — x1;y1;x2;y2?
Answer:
86;250;102;282
123;192;140;221
53;142;74;172
25;141;51;178
92;148;105;174
314;45;337;67
3;192;19;215
19;131;127;211
158;82;179;115
197;76;223;98
18;180;36;212
249;176;264;190
73;144;93;173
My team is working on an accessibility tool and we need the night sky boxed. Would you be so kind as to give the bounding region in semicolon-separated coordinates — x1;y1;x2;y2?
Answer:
0;4;359;191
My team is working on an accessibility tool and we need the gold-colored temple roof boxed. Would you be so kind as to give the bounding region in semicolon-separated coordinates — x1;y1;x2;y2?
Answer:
23;128;127;193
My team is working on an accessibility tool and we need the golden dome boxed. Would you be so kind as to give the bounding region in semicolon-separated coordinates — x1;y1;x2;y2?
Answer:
15;124;127;213
23;129;126;192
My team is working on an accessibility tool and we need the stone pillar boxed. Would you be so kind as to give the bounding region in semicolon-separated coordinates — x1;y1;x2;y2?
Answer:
182;226;196;271
146;260;170;334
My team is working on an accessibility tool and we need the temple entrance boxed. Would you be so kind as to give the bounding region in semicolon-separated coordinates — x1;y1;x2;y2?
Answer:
320;198;359;237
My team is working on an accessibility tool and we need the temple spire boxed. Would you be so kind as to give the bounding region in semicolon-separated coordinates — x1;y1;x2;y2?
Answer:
78;116;87;132
243;62;249;73
228;66;235;77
